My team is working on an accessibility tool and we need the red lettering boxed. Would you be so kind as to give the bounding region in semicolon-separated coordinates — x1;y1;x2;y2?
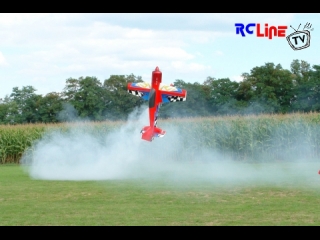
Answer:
251;23;288;39
256;24;264;37
277;26;287;37
265;24;268;37
268;26;277;39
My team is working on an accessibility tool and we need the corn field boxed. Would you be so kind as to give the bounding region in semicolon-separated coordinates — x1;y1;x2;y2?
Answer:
1;112;320;164
164;112;320;162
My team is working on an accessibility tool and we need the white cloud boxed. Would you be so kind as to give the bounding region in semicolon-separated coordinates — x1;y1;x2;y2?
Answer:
171;61;211;72
231;75;244;82
138;47;194;61
0;13;49;27
0;17;207;82
0;52;8;66
0;13;316;98
84;13;296;32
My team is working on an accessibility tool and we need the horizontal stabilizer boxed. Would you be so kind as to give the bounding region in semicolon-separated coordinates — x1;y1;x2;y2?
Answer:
140;126;166;142
154;127;166;137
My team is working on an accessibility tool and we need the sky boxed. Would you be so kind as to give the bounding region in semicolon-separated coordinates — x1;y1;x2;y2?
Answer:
0;13;319;99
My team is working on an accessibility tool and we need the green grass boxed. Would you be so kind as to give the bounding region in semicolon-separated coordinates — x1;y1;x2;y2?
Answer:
1;164;320;226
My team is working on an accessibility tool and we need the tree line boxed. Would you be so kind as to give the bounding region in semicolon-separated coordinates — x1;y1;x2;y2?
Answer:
0;59;319;124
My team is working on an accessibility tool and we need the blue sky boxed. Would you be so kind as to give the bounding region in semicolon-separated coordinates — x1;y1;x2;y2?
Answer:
0;13;319;98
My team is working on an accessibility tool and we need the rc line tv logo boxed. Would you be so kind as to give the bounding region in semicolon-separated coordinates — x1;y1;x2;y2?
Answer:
286;23;313;50
235;22;313;51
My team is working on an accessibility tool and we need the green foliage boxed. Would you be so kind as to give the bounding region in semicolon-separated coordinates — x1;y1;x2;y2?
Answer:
59;74;145;121
1;112;320;164
291;64;320;112
62;76;109;121
203;77;240;115
0;124;46;163
238;62;295;114
7;86;42;124
0;59;319;124
290;59;311;84
103;74;144;120
37;92;64;123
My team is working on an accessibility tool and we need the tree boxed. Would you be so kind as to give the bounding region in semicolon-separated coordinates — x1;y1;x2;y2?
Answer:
103;74;144;120
8;86;42;123
237;63;295;114
292;63;320;112
0;96;20;124
290;59;311;84
0;97;9;124
62;76;113;121
37;92;64;123
203;77;240;115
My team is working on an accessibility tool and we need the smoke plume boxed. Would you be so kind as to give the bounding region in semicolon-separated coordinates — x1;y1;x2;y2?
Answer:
21;107;320;189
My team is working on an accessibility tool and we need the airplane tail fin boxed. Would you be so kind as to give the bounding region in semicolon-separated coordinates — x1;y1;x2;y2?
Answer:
140;126;166;142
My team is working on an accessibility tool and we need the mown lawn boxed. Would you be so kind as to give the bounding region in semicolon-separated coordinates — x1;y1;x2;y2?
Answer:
1;164;320;226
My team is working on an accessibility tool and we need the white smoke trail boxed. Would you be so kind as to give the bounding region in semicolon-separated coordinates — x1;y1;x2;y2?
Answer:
20;107;320;189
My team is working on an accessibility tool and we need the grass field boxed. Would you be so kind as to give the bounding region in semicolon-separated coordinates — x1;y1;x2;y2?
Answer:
1;112;320;225
1;164;320;226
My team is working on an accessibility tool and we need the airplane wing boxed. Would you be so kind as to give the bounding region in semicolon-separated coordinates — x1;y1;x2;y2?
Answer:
127;82;150;101
128;82;187;103
159;85;187;103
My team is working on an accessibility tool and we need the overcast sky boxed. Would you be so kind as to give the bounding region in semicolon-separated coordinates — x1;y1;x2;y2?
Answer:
0;13;319;98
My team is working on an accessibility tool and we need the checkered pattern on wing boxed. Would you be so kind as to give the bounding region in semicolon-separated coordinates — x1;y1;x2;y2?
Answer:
167;96;186;102
128;90;144;97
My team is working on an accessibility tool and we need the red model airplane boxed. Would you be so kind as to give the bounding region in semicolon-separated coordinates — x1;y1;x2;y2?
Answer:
127;66;187;142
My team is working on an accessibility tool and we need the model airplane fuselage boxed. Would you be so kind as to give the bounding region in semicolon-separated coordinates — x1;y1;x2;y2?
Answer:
127;66;187;142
